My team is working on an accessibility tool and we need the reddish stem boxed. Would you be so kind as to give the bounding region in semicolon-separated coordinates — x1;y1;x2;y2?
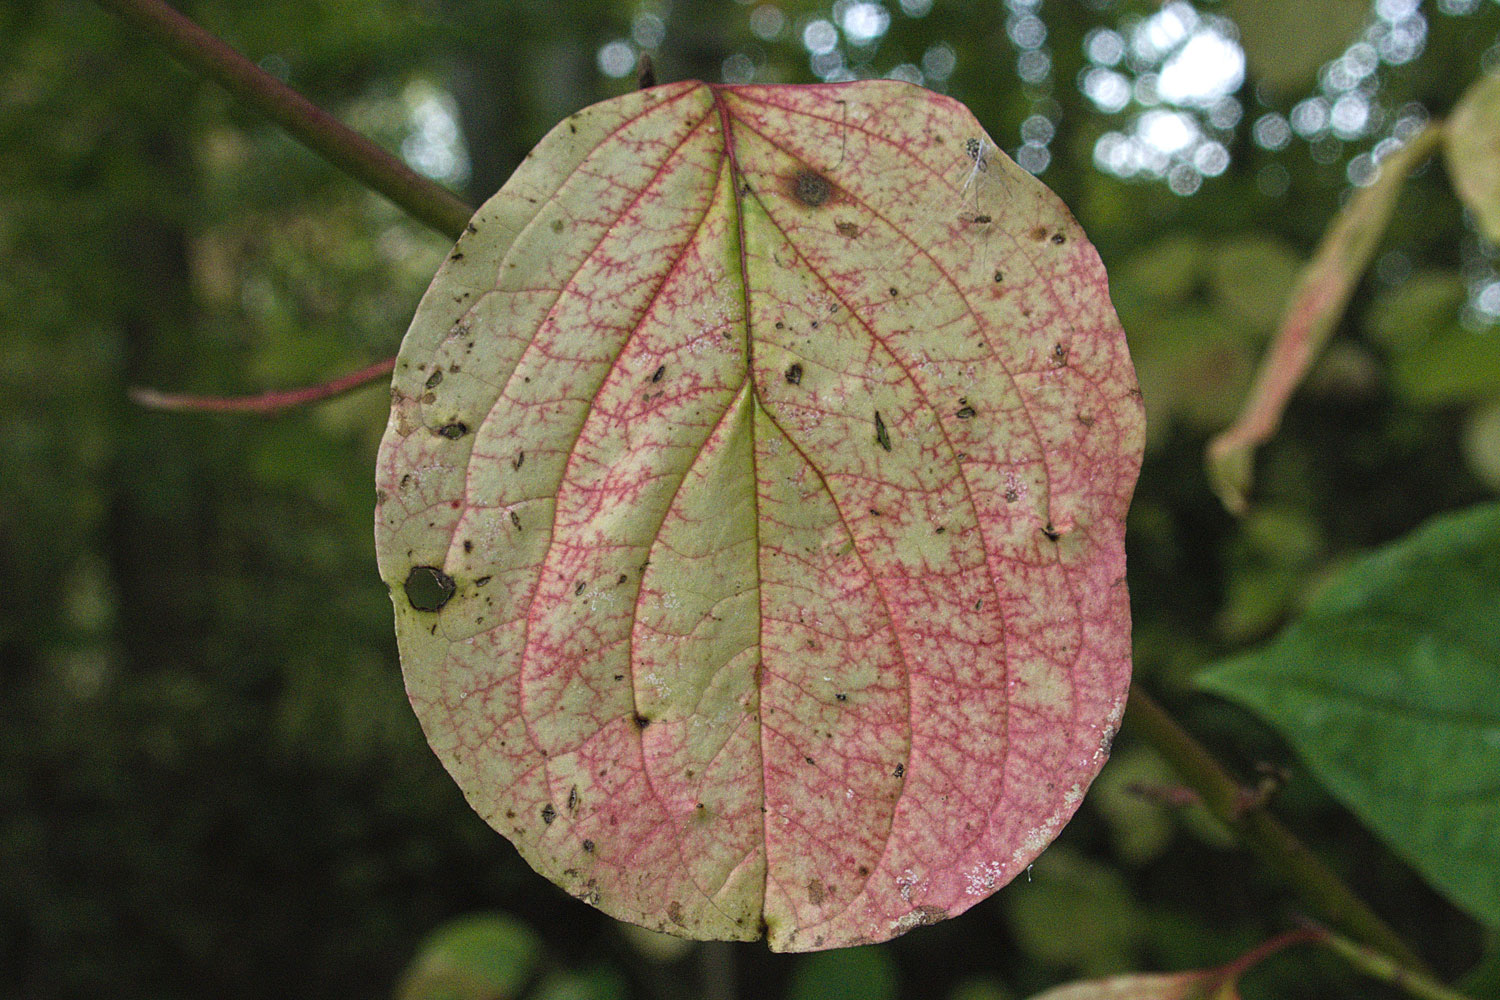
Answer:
130;356;395;414
1215;927;1328;986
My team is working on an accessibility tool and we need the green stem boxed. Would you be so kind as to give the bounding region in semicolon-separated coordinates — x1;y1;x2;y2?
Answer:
1315;924;1476;1000
91;0;475;239
1122;683;1433;976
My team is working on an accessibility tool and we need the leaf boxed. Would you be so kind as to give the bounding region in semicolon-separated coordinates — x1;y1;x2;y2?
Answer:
1205;125;1443;515
787;945;899;1000
1199;503;1500;927
1024;970;1227;1000
375;81;1145;951
396;913;543;1000
1445;70;1500;245
1227;0;1369;95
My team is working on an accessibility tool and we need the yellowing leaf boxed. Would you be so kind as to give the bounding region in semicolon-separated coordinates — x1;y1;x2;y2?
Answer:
375;81;1144;951
1445;70;1500;245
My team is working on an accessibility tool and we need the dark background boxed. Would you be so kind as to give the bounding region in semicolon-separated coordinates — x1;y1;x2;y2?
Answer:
2;1;1497;997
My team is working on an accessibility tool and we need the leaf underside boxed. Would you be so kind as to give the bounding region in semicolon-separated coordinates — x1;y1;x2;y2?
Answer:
375;80;1144;951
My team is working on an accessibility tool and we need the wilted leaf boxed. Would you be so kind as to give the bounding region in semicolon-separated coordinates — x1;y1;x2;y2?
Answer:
1200;503;1500;927
1025;970;1227;1000
1227;0;1369;94
1445;70;1500;244
375;81;1144;951
1205;125;1443;515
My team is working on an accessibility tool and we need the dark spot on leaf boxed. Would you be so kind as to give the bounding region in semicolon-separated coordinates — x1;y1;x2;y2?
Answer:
858;865;871;876
994;270;1004;283
476;575;492;586
466;222;478;234
810;320;819;329
1053;343;1069;365
449;251;464;261
1078;413;1095;427
1051;232;1066;244
792;169;832;207
972;214;991;224
775;321;785;329
935;526;946;534
874;411;892;451
956;405;976;419
894;762;905;778
541;803;556;824
785;363;803;385
652;364;665;382
582;839;595;853
1004;488;1019;502
575;580;586;596
510;510;522;530
618;574;628;584
437;422;468;439
835;692;847;701
836;221;860;238
551;218;565;233
404;566;455;612
805;755;816;766
1042;523;1061;541
463;540;473;553
889;287;899;296
425;370;443;389
613;674;624;681
634;714;651;729
513;451;525;471
568;786;578;811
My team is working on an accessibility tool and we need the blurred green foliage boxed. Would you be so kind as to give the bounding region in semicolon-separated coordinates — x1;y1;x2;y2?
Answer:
3;0;1498;998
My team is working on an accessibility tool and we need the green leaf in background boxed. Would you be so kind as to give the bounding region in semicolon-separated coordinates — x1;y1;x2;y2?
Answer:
786;945;899;1000
1198;503;1500;928
1388;326;1500;408
1227;0;1369;94
396;913;543;1000
1444;70;1500;245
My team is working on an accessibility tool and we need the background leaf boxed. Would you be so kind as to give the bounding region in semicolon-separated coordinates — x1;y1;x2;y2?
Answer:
1199;503;1500;928
1444;70;1500;245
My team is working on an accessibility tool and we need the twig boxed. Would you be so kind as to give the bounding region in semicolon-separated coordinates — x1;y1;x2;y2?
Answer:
91;0;474;239
1300;918;1477;1000
130;356;396;414
1122;683;1433;975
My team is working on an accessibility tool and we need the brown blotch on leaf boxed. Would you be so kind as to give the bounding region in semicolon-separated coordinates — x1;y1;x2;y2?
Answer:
785;363;803;385
807;878;826;905
835;220;860;238
510;510;522;530
1029;224;1050;241
791;169;832;207
668;901;686;927
909;905;947;926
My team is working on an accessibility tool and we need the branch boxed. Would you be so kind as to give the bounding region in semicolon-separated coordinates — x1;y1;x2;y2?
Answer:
91;0;475;239
1122;683;1434;976
130;356;395;414
1304;920;1477;1000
